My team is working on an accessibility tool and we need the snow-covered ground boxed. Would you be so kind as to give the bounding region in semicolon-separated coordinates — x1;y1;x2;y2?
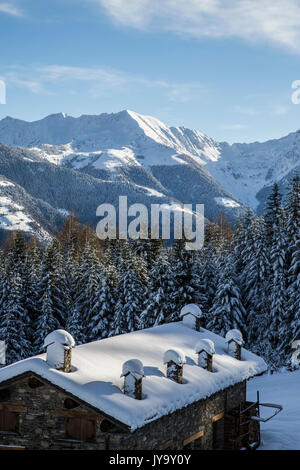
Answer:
247;370;300;450
214;197;241;208
0;196;34;232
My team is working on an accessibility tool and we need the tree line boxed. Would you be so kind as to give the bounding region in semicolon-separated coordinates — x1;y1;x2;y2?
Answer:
0;172;299;370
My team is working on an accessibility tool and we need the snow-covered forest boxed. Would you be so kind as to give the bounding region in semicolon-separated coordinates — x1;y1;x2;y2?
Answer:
0;172;298;370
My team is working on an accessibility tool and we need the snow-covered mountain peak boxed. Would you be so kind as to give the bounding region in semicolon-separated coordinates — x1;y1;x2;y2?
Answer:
0;109;222;169
42;112;68;121
123;109;221;163
0;109;299;212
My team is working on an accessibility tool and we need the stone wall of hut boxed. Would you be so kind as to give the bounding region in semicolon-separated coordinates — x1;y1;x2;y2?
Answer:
0;374;246;450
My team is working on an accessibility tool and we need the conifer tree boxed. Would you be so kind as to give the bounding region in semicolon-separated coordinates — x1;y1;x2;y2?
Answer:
34;287;60;353
0;252;9;318
75;240;102;339
208;253;246;337
113;244;146;335
193;247;215;320
240;216;270;345
65;303;86;345
168;239;195;321
33;240;65;351
284;171;300;353
89;264;118;340
265;182;282;242
0;273;31;363
289;237;300;343
131;236;163;270
139;251;174;328
267;191;288;357
22;240;43;351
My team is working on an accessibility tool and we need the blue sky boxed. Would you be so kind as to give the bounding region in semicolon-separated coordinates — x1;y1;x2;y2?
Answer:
0;0;300;143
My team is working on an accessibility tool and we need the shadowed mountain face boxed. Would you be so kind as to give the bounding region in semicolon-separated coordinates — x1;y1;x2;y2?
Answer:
0;141;244;240
1;109;297;238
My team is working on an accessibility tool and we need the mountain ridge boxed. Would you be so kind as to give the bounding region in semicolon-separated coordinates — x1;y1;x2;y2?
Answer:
0;140;243;240
0;109;298;238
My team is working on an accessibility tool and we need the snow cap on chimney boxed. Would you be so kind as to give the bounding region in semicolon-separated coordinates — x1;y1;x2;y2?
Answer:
163;348;186;384
180;304;203;331
195;339;215;371
121;359;144;399
225;329;243;360
43;330;75;372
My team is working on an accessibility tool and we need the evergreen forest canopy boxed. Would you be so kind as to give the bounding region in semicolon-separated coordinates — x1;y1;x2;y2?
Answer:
0;172;299;371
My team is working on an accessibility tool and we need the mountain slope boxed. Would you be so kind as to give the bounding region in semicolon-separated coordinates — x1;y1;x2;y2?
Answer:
0;112;248;239
0;173;63;242
0;142;242;239
207;132;300;209
0;110;298;215
0;143;179;221
0;110;220;166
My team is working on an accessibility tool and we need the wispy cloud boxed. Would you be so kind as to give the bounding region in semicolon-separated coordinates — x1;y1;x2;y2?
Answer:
234;105;258;117
4;71;47;94
0;2;23;17
221;124;248;130
94;0;300;52
234;101;290;119
272;105;288;116
37;65;126;87
3;64;204;103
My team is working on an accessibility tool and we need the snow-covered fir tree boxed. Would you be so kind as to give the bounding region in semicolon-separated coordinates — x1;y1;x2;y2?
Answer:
65;303;86;345
75;239;102;341
193;245;216;320
0;273;31;363
239;216;270;345
208;252;246;338
284;171;300;355
89;264;118;340
33;240;65;352
112;243;147;335
168;239;196;321
34;287;60;353
266;184;288;362
139;251;174;328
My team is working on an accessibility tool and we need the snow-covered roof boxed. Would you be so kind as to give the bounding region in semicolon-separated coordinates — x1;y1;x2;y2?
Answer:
0;322;267;431
180;303;203;319
195;338;215;355
225;329;244;346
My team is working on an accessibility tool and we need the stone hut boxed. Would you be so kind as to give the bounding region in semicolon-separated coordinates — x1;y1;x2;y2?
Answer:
0;321;268;450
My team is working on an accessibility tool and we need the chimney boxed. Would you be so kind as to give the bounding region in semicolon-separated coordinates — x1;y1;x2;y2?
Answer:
0;341;5;368
225;329;243;360
292;340;300;366
121;359;144;400
43;330;75;372
180;304;203;332
163;349;186;384
195;339;215;371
